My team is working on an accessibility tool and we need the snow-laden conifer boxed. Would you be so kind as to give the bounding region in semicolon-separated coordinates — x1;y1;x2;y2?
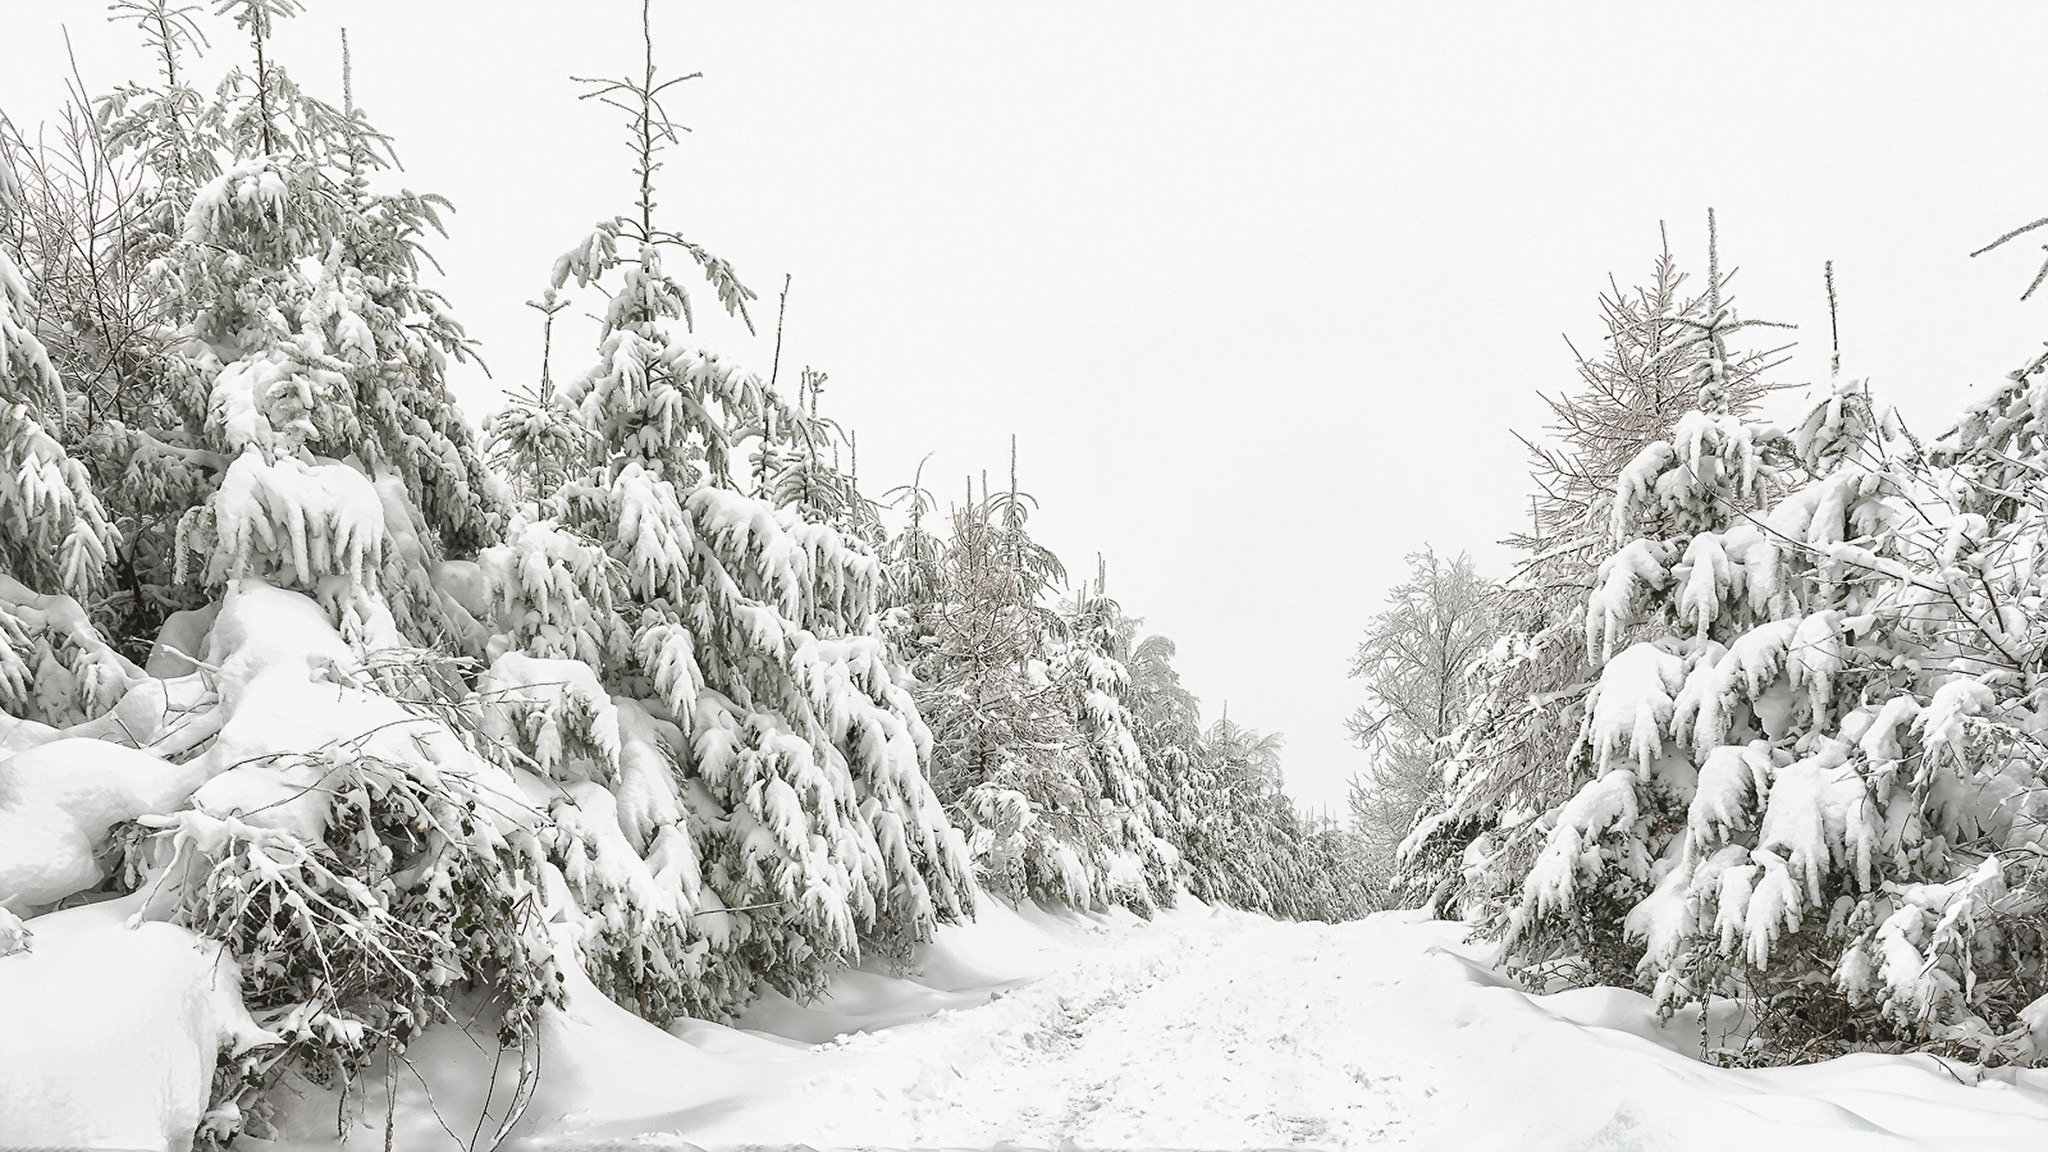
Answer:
1053;579;1179;910
475;0;969;1015
1492;239;2048;1062
1401;226;1790;921
0;153;131;728
5;1;500;649
1503;212;1797;983
0;154;119;606
912;496;1097;904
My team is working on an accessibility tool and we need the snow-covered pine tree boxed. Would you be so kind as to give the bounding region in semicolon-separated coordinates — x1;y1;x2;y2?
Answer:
1400;226;1789;920
1595;251;2046;1061
1053;573;1179;911
1527;244;2048;1063
1;2;206;648
914;491;1099;905
1500;211;1799;985
477;0;969;1014
2;13;567;1135
1184;716;1299;913
1122;631;1221;893
5;1;507;650
886;444;1181;916
154;3;502;645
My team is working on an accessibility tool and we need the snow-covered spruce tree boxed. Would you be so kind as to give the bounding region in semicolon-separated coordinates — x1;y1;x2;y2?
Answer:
879;451;1346;919
889;448;1175;916
1400;227;1789;919
1125;632;1206;845
477;0;969;1016
0;3;202;653
2;13;566;1141
1498;212;1801;986
1053;575;1180;911
1669;250;2048;1061
1493;234;2048;1062
914;494;1101;905
1347;549;1496;909
4;1;504;652
1580;301;2046;1063
157;3;502;647
1117;629;1272;908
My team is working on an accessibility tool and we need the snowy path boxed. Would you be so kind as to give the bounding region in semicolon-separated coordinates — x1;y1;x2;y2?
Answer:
344;900;2048;1152
777;913;1432;1149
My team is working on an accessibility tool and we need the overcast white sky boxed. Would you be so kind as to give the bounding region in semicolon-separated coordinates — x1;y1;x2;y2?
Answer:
5;1;2046;814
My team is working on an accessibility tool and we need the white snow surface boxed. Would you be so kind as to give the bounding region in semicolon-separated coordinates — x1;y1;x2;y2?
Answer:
233;898;2048;1152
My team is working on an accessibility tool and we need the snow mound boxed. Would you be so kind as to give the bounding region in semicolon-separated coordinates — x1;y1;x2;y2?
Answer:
0;738;197;911
0;899;274;1152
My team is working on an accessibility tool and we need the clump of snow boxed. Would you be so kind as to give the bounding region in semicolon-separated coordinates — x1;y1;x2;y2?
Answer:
184;452;388;592
0;738;200;911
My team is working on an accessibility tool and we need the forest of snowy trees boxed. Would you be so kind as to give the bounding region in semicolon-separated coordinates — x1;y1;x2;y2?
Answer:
8;0;2048;1147
1348;215;2048;1067
0;2;1367;1143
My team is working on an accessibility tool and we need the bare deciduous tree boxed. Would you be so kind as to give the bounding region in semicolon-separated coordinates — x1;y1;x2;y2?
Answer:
1346;549;1496;906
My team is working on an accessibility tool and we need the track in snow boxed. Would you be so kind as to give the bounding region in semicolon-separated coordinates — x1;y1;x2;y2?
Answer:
886;914;1429;1149
589;906;1448;1151
529;903;2048;1152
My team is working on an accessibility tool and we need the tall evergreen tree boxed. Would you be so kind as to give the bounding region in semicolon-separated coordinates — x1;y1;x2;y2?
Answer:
1400;224;1790;917
0;150;117;605
915;495;1097;904
1494;238;2048;1063
0;144;131;730
1054;577;1179;910
477;0;969;1015
1507;226;1796;981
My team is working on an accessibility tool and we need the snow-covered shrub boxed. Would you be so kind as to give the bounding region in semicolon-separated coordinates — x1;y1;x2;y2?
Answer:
139;738;561;1118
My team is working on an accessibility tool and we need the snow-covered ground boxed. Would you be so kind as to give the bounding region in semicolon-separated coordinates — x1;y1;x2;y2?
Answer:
222;896;2048;1152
